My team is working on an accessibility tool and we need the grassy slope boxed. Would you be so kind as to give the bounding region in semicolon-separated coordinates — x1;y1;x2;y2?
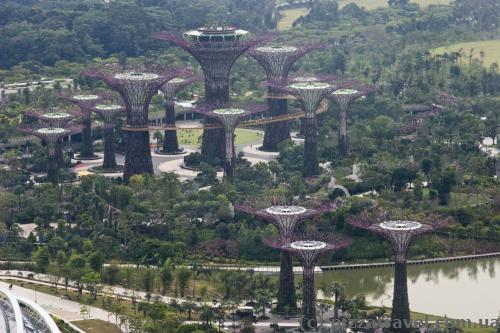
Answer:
432;40;500;68
278;7;309;31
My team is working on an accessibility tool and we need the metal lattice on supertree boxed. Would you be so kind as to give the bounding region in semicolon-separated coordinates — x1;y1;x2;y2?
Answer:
193;103;266;179
328;83;378;157
82;66;188;181
155;28;275;162
235;197;341;312
18;124;82;183
159;73;202;155
248;43;325;151
268;79;345;177
66;94;102;160
265;232;352;331
91;104;125;171
347;212;453;333
24;109;79;167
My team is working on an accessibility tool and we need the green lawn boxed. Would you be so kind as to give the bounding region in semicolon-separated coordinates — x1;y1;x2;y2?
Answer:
176;129;262;146
72;320;121;333
277;0;450;30
337;0;450;10
432;40;500;68
277;7;309;31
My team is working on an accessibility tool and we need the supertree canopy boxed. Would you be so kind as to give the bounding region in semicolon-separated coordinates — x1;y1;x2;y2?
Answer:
347;213;453;333
265;232;352;331
193;103;266;179
270;79;340;177
66;94;101;159
159;73;201;155
18;125;81;183
248;43;324;151
236;199;341;313
82;67;187;181
91;104;125;171
328;84;377;157
155;27;274;162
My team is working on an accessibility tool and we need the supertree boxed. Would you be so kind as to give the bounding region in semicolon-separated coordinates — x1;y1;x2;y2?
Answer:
159;73;201;155
328;84;378;157
247;43;324;151
66;94;102;160
18;125;81;183
269;79;341;177
265;232;352;330
235;198;342;312
347;213;453;333
155;27;274;162
90;104;125;171
193;103;266;179
82;67;187;181
24;109;79;167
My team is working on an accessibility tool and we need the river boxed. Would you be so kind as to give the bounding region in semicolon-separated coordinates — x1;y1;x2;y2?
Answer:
316;258;500;322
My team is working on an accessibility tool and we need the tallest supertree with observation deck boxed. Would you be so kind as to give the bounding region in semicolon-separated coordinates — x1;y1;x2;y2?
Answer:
248;43;325;151
156;27;274;162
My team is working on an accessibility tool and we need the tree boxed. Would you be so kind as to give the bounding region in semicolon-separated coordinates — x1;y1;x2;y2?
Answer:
254;289;272;318
176;266;192;297
160;259;174;295
82;271;102;300
182;301;198;320
33;246;50;273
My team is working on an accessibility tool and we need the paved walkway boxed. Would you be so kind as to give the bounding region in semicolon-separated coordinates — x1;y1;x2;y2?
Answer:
0;280;111;323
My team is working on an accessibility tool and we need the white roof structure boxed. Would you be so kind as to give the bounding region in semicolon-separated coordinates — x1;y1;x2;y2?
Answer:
0;288;61;333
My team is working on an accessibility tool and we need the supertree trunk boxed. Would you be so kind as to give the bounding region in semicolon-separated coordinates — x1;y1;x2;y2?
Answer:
303;114;319;177
299;119;305;137
391;261;411;333
338;108;348;157
262;92;290;151
301;265;317;331
47;148;59;183
201;78;227;163
80;115;94;158
223;131;235;179
56;140;64;168
123;131;153;180
162;100;181;153
277;251;297;312
103;125;117;169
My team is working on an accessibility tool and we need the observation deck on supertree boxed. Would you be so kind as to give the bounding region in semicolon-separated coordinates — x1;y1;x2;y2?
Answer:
269;79;342;177
82;67;187;181
91;104;125;171
248;43;325;151
235;199;341;312
155;27;274;162
66;94;101;160
18;125;81;183
193;103;266;179
265;233;352;331
159;73;201;155
347;214;453;333
328;84;378;157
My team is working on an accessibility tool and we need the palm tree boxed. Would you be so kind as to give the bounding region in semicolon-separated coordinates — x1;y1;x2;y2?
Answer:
255;289;272;318
320;280;346;319
182;300;198;320
200;305;215;327
191;260;211;298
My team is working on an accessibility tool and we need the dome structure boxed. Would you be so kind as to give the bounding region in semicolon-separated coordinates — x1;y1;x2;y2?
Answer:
0;288;61;333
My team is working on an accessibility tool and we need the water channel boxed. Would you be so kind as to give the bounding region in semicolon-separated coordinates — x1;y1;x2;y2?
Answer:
315;257;500;322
